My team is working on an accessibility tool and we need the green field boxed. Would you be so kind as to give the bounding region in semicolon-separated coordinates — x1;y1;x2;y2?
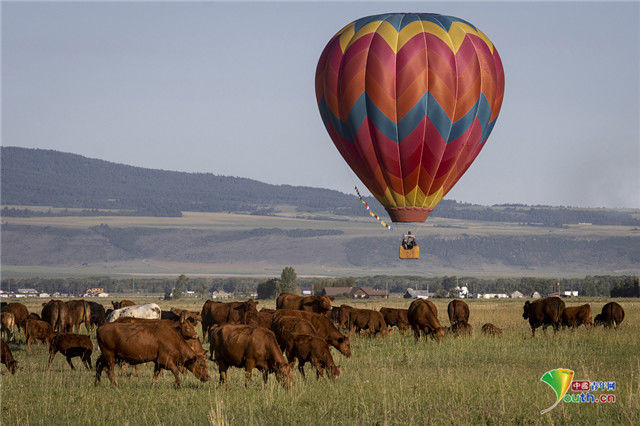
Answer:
2;297;639;424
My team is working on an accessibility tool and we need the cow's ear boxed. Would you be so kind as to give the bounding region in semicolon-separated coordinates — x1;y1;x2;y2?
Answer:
329;297;335;301
288;361;296;368
302;300;315;306
179;311;188;324
337;336;344;343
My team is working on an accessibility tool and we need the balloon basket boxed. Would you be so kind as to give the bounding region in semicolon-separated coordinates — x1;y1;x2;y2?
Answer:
399;245;420;259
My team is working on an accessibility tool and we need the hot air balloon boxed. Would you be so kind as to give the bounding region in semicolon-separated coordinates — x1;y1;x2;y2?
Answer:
315;13;505;224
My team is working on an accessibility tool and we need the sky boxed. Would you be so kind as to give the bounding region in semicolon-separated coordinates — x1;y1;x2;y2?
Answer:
2;1;639;208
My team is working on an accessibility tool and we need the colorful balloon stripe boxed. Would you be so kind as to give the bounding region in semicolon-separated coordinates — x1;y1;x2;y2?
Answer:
316;13;504;222
355;186;393;230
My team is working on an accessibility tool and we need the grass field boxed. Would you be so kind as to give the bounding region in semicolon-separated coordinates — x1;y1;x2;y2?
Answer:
1;297;638;425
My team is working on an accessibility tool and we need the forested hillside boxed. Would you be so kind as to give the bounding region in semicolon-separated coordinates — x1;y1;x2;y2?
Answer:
2;146;639;226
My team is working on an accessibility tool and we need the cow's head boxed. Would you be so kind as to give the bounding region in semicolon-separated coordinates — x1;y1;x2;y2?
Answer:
275;361;295;389
593;314;604;326
432;327;446;342
185;355;210;383
111;301;121;309
522;301;530;319
336;335;351;358
178;316;199;340
328;365;341;380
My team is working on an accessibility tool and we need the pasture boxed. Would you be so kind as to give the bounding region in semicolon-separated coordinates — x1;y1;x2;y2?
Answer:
1;297;639;425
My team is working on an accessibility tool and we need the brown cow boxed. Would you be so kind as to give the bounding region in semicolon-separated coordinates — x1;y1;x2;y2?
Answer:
1;312;15;342
270;316;317;351
522;297;565;337
1;339;17;374
25;318;54;351
27;313;41;320
276;293;333;316
201;299;258;341
65;300;92;333
111;300;135;309
113;317;199;377
1;302;29;335
210;324;294;388
95;320;210;387
87;302;106;329
347;308;388;337
285;333;340;380
41;300;69;333
447;300;470;326
481;323;503;337
446;321;472;337
273;310;351;357
407;299;445;342
594;302;625;329
48;333;93;370
260;308;276;314
379;307;410;334
330;305;354;329
562;304;593;329
243;310;274;329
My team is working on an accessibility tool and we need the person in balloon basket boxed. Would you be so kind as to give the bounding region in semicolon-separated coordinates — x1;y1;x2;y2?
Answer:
402;232;416;250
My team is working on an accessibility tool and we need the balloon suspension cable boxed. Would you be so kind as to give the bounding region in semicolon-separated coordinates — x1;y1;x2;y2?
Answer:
354;186;393;230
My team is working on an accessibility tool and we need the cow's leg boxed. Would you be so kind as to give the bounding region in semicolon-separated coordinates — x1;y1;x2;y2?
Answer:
105;354;117;387
135;364;140;378
65;355;75;370
244;359;255;387
217;362;228;387
297;359;306;379
47;349;57;369
311;357;324;379
152;363;161;386
95;355;104;386
411;325;420;341
262;369;269;384
83;350;92;369
27;336;32;352
167;362;181;388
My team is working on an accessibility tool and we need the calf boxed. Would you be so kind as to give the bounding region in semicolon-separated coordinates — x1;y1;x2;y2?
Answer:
48;333;93;370
95;320;209;387
481;323;503;337
407;299;445;342
1;303;29;335
1;312;15;342
348;308;388;337
210;324;294;389
447;300;470;326
562;304;592;329
272;310;351;357
25;318;54;351
1;339;17;374
285;333;340;380
522;297;565;337
594;302;625;329
379;307;410;334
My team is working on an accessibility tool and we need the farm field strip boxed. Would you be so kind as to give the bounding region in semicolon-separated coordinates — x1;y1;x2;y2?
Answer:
2;297;639;425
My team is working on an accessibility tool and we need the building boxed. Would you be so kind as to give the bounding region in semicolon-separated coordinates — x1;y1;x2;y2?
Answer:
322;287;353;298
17;288;38;296
477;293;509;299
510;291;524;298
404;288;434;299
562;290;579;297
322;286;389;299
211;288;233;299
531;291;541;299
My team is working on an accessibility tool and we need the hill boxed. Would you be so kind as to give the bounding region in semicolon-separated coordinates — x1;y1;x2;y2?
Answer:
2;146;639;227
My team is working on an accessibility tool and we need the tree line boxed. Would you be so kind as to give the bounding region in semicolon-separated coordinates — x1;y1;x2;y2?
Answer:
2;274;636;299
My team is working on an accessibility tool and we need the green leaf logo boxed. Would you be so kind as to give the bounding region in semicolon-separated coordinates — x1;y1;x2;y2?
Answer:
540;368;574;414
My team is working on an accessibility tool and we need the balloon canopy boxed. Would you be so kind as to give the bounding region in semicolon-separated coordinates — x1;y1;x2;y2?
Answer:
315;13;504;222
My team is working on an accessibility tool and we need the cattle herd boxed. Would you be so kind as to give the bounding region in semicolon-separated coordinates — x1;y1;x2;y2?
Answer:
0;295;626;389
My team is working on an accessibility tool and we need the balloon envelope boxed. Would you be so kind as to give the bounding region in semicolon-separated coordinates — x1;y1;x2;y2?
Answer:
315;13;504;222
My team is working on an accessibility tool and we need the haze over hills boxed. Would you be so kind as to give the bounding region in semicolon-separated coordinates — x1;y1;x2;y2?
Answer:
1;146;639;278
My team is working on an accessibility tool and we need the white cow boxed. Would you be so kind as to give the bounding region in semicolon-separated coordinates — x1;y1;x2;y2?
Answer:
106;303;161;322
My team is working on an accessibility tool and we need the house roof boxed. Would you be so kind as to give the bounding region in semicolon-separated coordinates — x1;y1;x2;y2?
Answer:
323;287;353;297
360;287;388;296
